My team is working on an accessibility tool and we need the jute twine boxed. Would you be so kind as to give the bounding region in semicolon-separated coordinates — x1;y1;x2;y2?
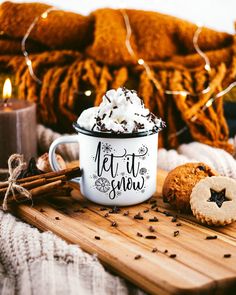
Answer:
0;154;32;211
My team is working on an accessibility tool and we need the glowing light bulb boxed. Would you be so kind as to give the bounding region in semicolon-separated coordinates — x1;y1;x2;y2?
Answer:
204;64;211;72
84;90;92;96
41;12;48;19
26;59;32;66
205;98;214;108
138;59;144;65
191;115;198;122
180;91;188;96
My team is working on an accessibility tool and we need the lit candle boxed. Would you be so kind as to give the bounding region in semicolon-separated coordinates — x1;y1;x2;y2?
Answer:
0;78;37;168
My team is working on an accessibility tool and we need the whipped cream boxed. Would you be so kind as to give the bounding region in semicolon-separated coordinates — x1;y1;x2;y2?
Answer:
77;87;165;133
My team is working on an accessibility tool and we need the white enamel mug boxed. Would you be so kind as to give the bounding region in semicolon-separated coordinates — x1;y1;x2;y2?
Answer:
49;123;158;206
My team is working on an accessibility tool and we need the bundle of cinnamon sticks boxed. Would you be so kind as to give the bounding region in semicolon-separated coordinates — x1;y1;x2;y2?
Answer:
0;166;81;206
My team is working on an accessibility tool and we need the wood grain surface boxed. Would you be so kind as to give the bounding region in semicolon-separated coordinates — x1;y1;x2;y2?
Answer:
11;169;236;295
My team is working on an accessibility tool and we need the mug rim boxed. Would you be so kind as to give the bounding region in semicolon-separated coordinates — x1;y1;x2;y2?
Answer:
73;122;159;138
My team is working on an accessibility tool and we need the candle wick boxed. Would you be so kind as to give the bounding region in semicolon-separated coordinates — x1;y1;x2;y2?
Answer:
3;98;10;107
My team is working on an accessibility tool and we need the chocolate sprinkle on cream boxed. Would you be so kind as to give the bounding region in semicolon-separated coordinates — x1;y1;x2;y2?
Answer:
120;120;127;125
77;87;164;134
91;123;96;131
134;254;142;260
123;211;129;216
105;94;111;103
143;209;149;213
137;232;143;237
95;236;100;240
152;248;158;253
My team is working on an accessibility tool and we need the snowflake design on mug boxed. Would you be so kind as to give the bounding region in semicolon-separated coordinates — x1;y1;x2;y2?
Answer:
138;146;146;155
139;167;147;175
95;177;111;193
102;143;112;153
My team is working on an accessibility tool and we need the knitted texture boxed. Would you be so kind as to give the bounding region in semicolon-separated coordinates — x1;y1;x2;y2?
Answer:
0;211;144;295
37;124;79;161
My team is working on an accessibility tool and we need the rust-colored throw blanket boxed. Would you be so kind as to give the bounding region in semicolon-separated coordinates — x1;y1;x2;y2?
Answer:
0;2;235;152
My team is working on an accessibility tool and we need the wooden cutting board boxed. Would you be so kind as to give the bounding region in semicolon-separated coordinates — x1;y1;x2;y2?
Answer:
11;169;236;295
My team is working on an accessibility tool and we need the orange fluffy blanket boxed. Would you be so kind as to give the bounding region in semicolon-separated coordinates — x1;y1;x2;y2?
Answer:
0;2;235;152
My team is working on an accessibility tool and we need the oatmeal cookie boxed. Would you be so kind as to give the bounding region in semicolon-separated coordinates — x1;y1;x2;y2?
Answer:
162;162;218;212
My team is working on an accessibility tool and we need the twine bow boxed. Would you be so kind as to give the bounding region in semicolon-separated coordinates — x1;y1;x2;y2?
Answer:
0;154;32;211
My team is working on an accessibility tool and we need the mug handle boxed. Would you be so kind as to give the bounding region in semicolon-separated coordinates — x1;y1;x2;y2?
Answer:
48;135;81;184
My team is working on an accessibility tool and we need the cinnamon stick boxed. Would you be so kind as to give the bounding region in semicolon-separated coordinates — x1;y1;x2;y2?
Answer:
3;180;64;205
0;174;74;197
0;166;81;190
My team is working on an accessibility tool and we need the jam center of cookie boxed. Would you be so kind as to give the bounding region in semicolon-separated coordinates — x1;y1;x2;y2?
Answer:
207;188;231;208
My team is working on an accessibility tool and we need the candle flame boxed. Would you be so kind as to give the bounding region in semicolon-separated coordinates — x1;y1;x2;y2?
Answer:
3;78;12;100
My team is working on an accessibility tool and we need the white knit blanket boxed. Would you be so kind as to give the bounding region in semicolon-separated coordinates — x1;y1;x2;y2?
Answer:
0;124;235;295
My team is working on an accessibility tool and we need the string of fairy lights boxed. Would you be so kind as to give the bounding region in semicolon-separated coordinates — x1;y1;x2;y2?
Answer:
21;6;92;97
120;8;236;137
21;6;56;85
21;5;236;138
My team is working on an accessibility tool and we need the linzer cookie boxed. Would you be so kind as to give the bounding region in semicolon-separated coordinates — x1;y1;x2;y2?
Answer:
162;163;218;212
190;176;236;226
